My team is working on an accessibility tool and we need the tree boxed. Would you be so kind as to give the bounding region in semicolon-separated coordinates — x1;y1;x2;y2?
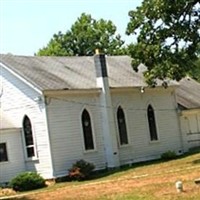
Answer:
37;13;125;56
126;0;200;86
190;57;200;82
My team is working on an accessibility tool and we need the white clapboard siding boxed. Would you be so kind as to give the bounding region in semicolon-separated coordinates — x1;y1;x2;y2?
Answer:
46;94;106;177
1;67;53;180
0;129;25;183
1;63;187;180
111;88;183;165
47;86;183;176
180;112;200;150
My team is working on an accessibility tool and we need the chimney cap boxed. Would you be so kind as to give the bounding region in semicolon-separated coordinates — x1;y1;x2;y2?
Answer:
95;49;100;55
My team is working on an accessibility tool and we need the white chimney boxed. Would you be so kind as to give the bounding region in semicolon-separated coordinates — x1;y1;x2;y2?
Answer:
94;51;119;168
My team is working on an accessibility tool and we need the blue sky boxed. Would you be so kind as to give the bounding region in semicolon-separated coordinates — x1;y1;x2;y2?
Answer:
0;0;142;56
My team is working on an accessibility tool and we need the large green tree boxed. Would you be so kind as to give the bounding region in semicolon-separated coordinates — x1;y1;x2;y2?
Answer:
190;57;200;82
37;13;125;56
126;0;200;86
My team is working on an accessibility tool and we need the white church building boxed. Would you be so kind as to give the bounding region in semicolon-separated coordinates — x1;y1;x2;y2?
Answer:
0;53;199;183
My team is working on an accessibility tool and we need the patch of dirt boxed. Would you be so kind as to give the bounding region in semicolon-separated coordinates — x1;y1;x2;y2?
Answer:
0;188;16;197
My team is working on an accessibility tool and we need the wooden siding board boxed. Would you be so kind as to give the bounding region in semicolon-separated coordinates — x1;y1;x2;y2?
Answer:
46;96;106;176
112;89;182;165
0;131;25;182
180;113;200;149
1;67;53;180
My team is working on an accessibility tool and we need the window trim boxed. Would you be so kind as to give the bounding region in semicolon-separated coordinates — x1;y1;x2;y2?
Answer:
22;115;37;160
80;108;96;152
116;105;129;147
0;142;8;162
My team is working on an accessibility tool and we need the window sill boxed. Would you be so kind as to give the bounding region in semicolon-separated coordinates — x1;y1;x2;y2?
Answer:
0;160;9;164
119;144;130;148
83;149;97;154
25;157;39;162
149;140;160;144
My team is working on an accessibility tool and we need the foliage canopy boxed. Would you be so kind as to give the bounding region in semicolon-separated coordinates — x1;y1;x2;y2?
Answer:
190;56;200;82
126;0;200;85
37;13;125;56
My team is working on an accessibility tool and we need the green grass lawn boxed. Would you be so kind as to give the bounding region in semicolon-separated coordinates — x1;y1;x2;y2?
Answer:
2;150;200;200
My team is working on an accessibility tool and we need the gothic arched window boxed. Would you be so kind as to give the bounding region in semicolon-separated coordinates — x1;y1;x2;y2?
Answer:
117;106;128;145
23;115;35;157
81;109;94;150
147;105;158;141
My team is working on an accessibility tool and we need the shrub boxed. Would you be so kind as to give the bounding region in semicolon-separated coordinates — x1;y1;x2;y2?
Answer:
9;172;46;191
68;159;95;181
161;150;177;160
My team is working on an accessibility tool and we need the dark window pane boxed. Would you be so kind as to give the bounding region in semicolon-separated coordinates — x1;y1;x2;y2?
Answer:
117;107;128;145
25;134;33;146
82;109;94;150
27;147;35;157
0;143;8;162
147;105;158;141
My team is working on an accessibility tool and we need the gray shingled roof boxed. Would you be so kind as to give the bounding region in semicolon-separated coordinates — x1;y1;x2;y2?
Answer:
176;77;200;109
0;54;178;91
0;54;149;91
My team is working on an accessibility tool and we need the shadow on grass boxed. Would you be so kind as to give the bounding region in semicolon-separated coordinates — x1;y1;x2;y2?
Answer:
54;158;165;183
89;160;165;180
191;148;200;164
57;149;200;182
193;159;200;164
89;148;200;180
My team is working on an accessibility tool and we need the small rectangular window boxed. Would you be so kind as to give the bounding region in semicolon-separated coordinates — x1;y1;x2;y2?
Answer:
0;143;8;162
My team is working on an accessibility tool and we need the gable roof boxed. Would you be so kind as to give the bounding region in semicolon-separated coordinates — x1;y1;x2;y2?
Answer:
2;54;198;110
0;54;177;91
176;77;200;109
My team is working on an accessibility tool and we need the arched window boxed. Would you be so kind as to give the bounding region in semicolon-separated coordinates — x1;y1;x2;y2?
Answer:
23;115;35;157
147;105;158;141
81;109;94;150
117;106;128;145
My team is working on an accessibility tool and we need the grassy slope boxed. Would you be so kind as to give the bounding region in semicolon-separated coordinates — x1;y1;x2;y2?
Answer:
8;151;200;200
